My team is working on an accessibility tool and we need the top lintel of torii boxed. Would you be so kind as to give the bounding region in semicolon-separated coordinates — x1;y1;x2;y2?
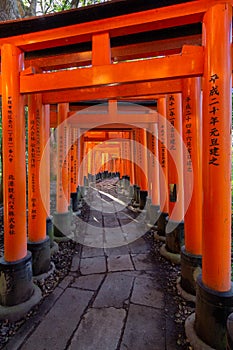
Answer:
0;0;232;104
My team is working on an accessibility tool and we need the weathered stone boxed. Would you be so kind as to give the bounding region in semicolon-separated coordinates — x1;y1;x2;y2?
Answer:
131;253;155;271
80;257;106;275
20;288;93;350
107;254;134;272
105;245;130;256
93;272;134;308
70;253;80;273
69;307;126;350
131;276;164;309
120;304;165;350
59;275;75;290
82;246;105;258
72;274;105;291
128;237;151;254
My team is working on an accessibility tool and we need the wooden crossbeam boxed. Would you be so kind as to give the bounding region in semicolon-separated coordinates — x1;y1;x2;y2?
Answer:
21;46;203;94
25;34;201;71
42;80;182;104
0;1;208;52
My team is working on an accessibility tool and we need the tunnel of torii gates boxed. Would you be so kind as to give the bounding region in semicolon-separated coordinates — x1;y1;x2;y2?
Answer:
0;0;233;348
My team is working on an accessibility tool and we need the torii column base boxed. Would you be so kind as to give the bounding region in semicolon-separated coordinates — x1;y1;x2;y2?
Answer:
0;252;42;322
180;246;202;297
149;204;160;227
157;212;168;236
139;190;148;210
145;197;152;222
46;216;59;255
53;211;72;241
165;219;184;254
70;192;78;212
186;275;233;350
27;236;51;276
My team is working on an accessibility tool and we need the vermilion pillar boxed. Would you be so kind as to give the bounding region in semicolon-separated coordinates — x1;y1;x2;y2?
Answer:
2;45;27;262
42;104;55;249
132;128;140;206
130;131;135;186
70;127;78;212
53;103;71;239
76;128;83;204
146;130;152;200
157;97;169;235
27;94;50;276
165;93;184;254
150;124;160;207
202;9;231;293
43;105;51;216
191;4;233;350
137;128;148;210
180;77;202;296
28;94;47;243
57;103;69;213
149;123;160;226
77;128;82;186
0;44;39;312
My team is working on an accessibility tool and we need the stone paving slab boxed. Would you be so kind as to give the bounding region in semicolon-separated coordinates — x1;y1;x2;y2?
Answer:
121;223;147;243
104;228;127;248
131;253;156;271
104;245;130;256
72;274;105;291
80;256;106;275
107;254;134;272
120;304;166;350
68;307;126;350
93;272;134;308
131;276;164;309
70;253;80;272
129;237;151;254
103;215;120;227
3;286;66;350
82;246;105;258
20;288;93;350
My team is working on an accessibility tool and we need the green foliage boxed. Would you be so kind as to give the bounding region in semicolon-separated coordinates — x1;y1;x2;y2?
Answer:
21;0;110;16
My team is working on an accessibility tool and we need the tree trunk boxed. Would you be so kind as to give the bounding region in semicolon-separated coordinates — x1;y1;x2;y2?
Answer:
0;0;20;21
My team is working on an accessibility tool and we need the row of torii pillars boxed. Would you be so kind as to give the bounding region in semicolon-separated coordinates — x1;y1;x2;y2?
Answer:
0;3;233;350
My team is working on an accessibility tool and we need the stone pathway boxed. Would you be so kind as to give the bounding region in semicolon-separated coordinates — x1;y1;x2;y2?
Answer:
4;178;185;350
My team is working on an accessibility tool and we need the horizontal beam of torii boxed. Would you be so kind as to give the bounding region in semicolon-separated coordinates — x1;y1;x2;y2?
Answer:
0;1;213;52
50;101;158;128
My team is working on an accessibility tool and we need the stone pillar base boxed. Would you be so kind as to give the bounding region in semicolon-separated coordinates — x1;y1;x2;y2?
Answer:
46;216;54;247
195;275;233;349
159;244;181;265
165;219;184;254
139;190;148;210
180;246;202;296
84;176;89;187
132;184;137;203
157;212;168;236
124;175;130;191
70;192;78;212
185;313;215;350
27;236;51;276
0;252;34;307
149;204;160;226
79;185;87;199
129;185;134;201
145;197;152;222
227;313;233;349
53;211;72;240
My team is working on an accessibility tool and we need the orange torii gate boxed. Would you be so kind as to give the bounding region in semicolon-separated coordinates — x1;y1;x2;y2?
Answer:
0;1;232;349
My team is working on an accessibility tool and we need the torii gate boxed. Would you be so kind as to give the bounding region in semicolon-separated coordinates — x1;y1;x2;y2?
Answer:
0;1;231;349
